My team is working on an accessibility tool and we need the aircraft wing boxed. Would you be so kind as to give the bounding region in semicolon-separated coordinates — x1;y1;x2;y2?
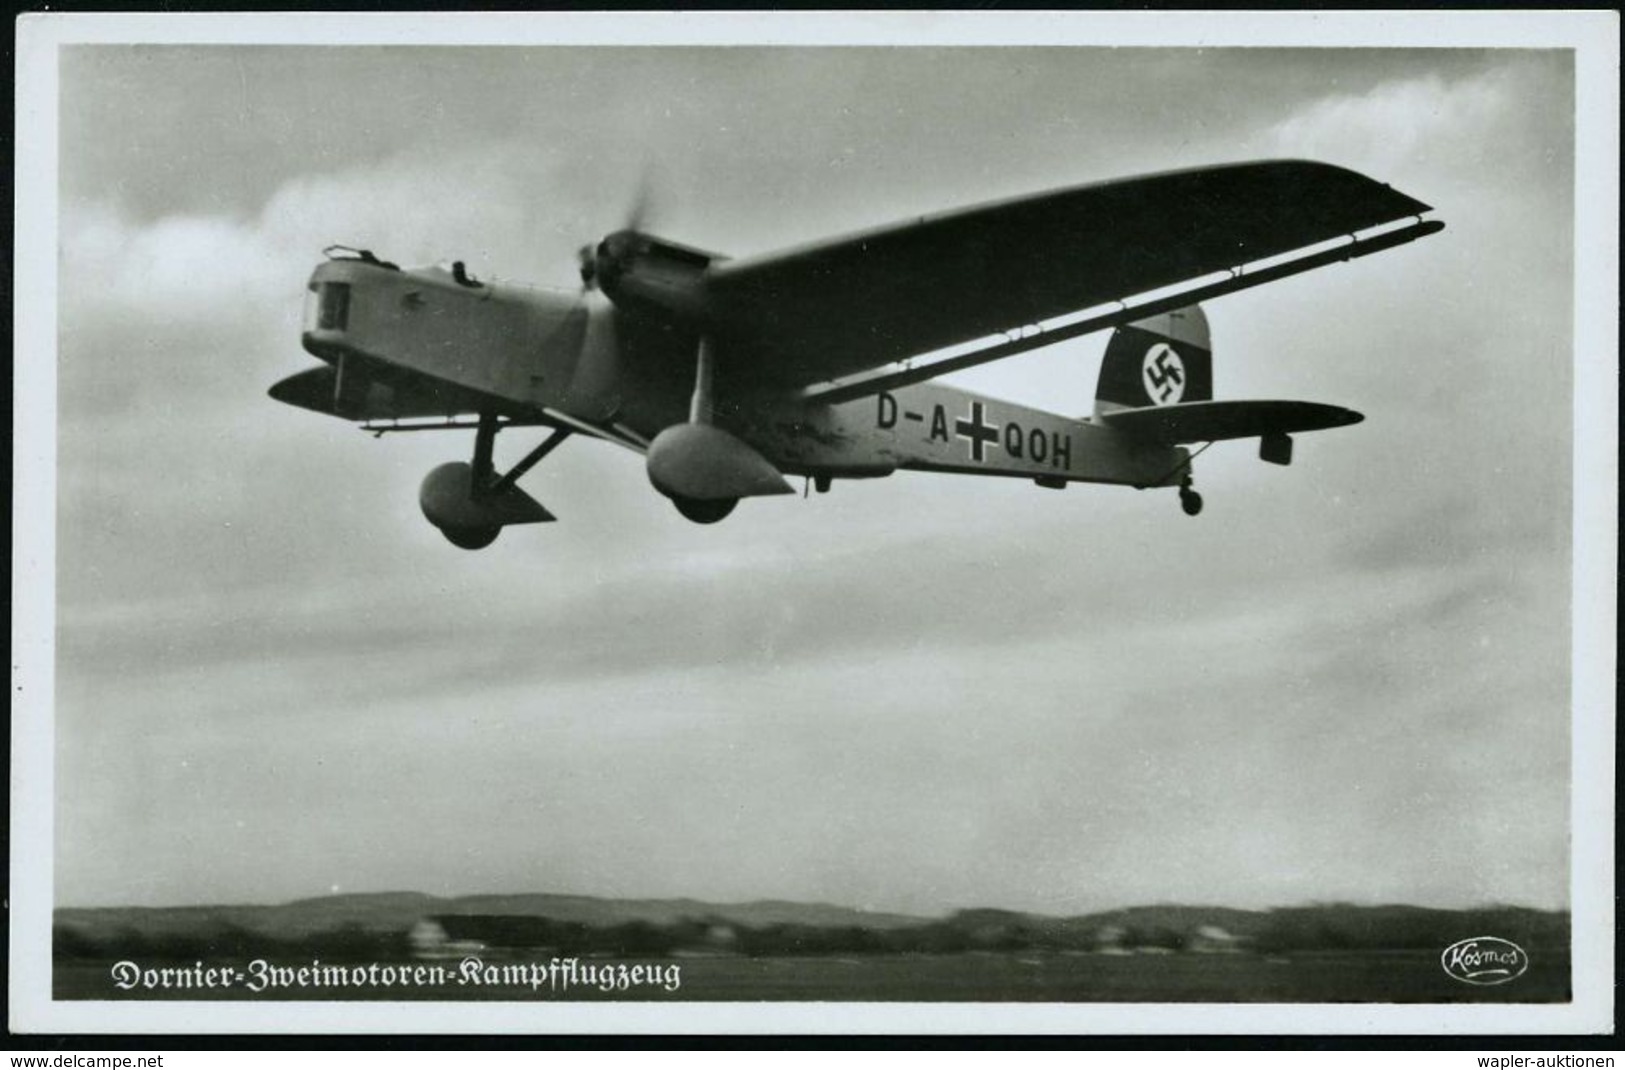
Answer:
269;363;486;420
269;362;649;453
1100;400;1364;444
702;160;1435;394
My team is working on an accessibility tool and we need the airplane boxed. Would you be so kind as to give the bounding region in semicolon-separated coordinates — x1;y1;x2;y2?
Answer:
270;159;1442;549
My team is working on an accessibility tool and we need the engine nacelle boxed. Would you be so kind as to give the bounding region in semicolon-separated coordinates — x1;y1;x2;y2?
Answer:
645;423;795;502
585;230;716;324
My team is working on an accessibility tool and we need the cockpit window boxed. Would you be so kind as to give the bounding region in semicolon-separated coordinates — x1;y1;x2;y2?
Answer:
316;282;351;330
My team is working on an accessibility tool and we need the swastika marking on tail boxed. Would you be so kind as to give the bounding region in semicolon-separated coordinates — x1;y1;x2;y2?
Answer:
1143;343;1186;406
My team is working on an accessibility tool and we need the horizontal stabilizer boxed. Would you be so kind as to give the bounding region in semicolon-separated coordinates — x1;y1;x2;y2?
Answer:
1101;400;1363;444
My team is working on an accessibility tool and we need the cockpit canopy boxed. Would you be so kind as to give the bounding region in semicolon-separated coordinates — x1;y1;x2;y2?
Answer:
304;245;496;335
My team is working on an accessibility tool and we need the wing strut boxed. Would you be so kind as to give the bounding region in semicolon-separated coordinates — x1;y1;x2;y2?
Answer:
469;413;572;498
691;336;717;424
489;426;571;495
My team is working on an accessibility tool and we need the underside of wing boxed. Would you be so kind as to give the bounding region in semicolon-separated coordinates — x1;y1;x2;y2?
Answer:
269;362;487;421
269;361;648;453
702;160;1435;392
1100;400;1364;444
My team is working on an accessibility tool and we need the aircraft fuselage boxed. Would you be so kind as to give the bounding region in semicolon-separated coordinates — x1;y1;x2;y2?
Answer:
300;256;1186;492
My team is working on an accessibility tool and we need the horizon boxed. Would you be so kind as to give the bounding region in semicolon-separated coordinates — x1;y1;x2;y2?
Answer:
54;885;1571;919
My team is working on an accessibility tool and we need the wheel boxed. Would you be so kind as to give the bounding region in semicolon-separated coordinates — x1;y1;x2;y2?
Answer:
1179;488;1204;517
673;496;738;524
438;523;501;550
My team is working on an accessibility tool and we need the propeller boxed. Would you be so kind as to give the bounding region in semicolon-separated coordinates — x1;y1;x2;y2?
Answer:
578;169;659;292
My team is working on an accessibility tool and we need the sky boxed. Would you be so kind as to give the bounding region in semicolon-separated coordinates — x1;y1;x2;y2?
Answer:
46;41;1581;916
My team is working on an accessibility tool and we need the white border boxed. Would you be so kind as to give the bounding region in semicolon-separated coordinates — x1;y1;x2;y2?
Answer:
1566;11;1621;1041
11;10;1618;1037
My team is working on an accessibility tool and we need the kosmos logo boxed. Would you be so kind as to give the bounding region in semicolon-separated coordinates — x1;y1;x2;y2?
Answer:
1441;936;1529;985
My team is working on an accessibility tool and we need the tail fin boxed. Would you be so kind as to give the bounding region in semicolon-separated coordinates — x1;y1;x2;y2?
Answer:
1095;305;1213;417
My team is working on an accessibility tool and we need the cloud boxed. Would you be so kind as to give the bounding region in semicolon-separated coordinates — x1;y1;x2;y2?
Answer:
1270;71;1503;173
63;204;286;324
60;145;566;333
55;518;1570;911
1264;59;1570;188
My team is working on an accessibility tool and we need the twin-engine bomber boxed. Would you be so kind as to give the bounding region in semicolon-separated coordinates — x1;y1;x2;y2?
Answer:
270;160;1442;549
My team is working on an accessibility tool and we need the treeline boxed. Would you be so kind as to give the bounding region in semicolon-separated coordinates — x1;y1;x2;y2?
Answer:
53;921;413;964
1247;905;1569;954
52;918;684;964
54;904;1569;962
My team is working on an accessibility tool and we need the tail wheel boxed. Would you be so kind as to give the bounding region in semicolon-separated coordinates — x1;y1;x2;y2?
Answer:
1179;487;1204;517
437;524;501;550
673;496;738;524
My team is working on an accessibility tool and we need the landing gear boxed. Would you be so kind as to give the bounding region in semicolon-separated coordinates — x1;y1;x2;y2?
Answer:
419;415;567;550
661;336;739;528
646;333;791;524
1179;476;1204;517
672;495;738;524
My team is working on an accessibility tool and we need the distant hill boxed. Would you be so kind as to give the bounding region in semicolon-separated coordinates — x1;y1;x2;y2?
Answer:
54;892;1569;959
1062;905;1272;937
54;891;927;942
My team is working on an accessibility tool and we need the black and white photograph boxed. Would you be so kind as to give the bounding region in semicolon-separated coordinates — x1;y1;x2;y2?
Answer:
10;11;1617;1037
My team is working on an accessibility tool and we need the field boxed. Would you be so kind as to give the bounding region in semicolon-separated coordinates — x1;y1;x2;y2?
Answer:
55;949;1570;1003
